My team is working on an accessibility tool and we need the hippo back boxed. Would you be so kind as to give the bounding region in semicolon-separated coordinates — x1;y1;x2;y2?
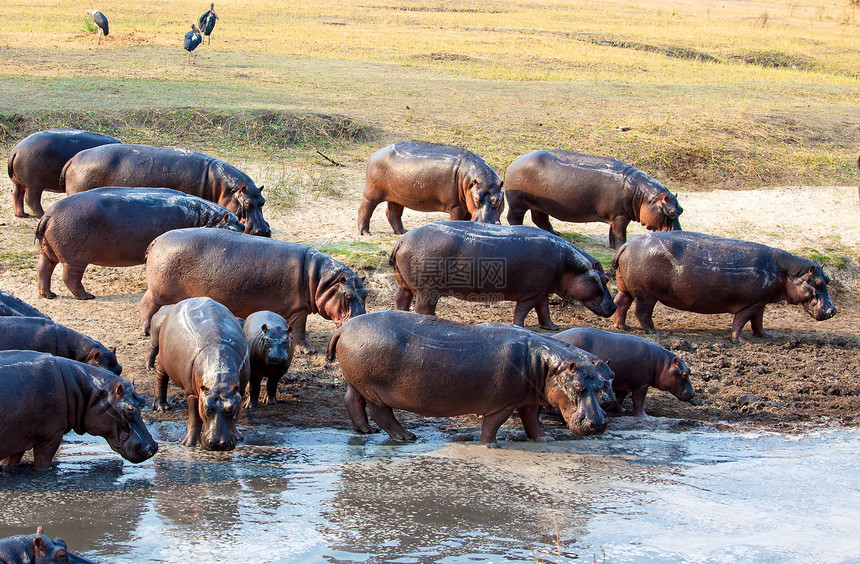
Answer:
0;290;49;318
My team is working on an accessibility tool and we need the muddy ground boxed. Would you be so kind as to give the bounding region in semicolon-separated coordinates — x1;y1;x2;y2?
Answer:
1;182;859;440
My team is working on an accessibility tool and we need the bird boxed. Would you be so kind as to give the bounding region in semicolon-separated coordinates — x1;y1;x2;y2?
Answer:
184;23;203;63
86;9;109;45
198;3;219;45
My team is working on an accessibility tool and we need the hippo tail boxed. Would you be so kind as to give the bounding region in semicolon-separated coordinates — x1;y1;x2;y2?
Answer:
7;148;15;181
388;239;401;268
59;158;74;192
611;243;627;271
325;329;341;362
34;213;50;244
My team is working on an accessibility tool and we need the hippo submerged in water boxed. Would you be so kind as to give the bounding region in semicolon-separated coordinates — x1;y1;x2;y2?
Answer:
0;528;96;564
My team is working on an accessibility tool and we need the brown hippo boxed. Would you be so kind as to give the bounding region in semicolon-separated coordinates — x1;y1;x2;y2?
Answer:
327;311;615;446
243;311;294;409
0;350;157;470
35;187;244;300
61;143;270;236
505;150;683;249
7;129;121;218
0;528;96;564
0;317;122;375
390;221;615;330
613;231;837;342
141;228;367;354
146;298;249;450
359;140;504;235
553;328;694;417
0;290;49;319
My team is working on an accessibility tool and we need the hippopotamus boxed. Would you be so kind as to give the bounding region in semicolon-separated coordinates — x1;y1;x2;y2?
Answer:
141;228;367;354
146;298;249;450
504;150;683;249
35;187;244;300
0;317;122;375
243;311;294;409
327;311;615;446
613;231;837;342
390;221;615;330
60;143;270;236
0;290;49;318
0;350;157;470
359;140;504;235
552;328;694;417
0;528;96;564
7;128;121;217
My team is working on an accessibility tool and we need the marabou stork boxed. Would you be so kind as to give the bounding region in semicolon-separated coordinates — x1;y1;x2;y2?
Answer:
198;3;219;45
86;9;109;45
184;23;203;63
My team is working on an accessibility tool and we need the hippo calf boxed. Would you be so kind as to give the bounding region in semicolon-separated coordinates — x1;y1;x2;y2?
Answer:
505;150;683;249
390;221;615;330
359;140;504;235
553;328;694;417
0;290;49;319
61;143;270;236
613;231;837;342
141;228;367;354
0;316;122;375
327;311;615;446
243;311;294;409
7;128;121;217
147;298;249;450
0;350;157;470
36;187;244;300
0;528;95;564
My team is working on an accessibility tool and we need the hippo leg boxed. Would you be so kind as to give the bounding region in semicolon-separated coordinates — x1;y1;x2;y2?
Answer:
535;295;559;331
32;437;63;470
518;404;554;442
530;210;557;235
264;375;280;405
287;311;315;354
731;306;761;343
25;186;45;218
357;195;382;235
61;264;94;300
37;254;58;299
345;383;377;434
480;406;517;448
244;376;262;410
633;297;659;334
394;286;414;311
613;291;634;330
11;182;28;217
1;452;26;470
512;297;542;327
180;396;203;447
506;205;526;226
414;291;439;316
153;362;170;411
750;306;771;339
608;391;626;414
385;203;407;235
609;217;630;250
630;386;649;418
366;402;416;441
140;291;163;335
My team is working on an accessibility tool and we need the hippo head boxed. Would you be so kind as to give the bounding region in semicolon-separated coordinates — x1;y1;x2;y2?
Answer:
25;534;95;564
197;379;243;451
787;264;837;321
83;347;122;376
317;271;368;327
545;355;612;436
557;254;616;318
84;377;158;463
212;211;245;233
232;184;271;237
466;176;504;225
634;174;683;232
657;355;695;402
255;323;293;372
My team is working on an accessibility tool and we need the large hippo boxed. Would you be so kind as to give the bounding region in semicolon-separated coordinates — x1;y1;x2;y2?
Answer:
0;350;157;470
147;298;249;450
7;128;121;217
60;143;270;236
0;528;95;564
390;221;615;330
359;140;504;235
0;316;122;375
327;311;615;446
553;328;694;417
141;228;367;354
505;150;683;249
243;311;294;409
613;231;837;342
0;290;49;319
35;187;244;300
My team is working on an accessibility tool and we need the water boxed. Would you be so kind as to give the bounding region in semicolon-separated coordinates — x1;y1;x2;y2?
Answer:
1;421;858;563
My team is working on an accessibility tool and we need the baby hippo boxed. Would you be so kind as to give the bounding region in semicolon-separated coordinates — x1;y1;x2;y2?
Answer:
147;298;249;450
0;528;96;563
243;311;294;409
553;328;694;417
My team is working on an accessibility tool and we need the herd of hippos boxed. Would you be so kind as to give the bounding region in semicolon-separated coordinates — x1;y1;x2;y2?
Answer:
0;127;841;560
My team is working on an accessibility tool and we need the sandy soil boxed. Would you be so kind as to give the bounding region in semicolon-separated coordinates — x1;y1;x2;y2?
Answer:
1;177;858;438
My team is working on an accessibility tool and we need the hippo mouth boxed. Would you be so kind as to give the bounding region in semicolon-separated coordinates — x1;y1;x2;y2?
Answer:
805;296;837;321
110;425;158;463
566;416;608;436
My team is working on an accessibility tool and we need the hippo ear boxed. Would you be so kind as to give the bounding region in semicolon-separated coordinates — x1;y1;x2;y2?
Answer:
261;324;268;333
673;357;680;367
33;536;45;555
605;357;612;366
113;382;125;399
259;185;265;192
336;274;348;285
359;274;366;282
238;185;248;195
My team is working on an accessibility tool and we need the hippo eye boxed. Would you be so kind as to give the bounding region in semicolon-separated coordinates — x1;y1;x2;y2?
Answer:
123;403;136;415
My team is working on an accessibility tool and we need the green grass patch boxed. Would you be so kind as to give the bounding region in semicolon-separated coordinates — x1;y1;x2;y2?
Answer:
804;249;848;269
0;250;37;270
305;240;389;270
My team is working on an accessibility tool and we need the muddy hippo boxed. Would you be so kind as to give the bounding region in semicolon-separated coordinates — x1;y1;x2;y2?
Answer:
243;311;294;409
613;231;837;342
0;290;49;319
61;143;270;236
553;328;694;417
141;228;367;354
327;311;615;446
0;350;157;470
0;317;122;375
147;298;249;450
359;140;504;235
0;528;96;564
505;150;683;249
35;187;244;300
390;221;615;330
7;128;121;217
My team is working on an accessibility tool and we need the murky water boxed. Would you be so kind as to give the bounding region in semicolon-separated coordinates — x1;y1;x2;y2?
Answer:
1;421;858;563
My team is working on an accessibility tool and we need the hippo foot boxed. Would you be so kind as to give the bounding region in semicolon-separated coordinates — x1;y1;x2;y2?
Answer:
40;290;57;299
73;292;95;300
614;322;630;331
242;398;259;410
392;431;417;442
14;211;29;218
539;322;560;331
295;342;317;355
484;441;501;449
354;425;380;434
732;335;750;344
265;396;279;406
153;400;170;412
360;229;372;236
531;435;555;443
754;330;773;339
180;434;201;447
